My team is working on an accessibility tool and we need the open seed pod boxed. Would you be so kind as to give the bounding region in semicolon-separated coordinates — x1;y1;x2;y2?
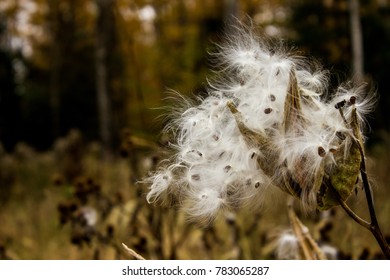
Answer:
146;25;374;221
227;68;363;211
282;70;363;211
316;108;362;211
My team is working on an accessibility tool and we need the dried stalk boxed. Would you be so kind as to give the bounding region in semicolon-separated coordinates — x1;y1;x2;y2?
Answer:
122;243;146;260
287;201;327;260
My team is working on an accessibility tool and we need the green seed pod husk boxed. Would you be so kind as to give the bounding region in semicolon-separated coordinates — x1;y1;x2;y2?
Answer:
316;108;362;211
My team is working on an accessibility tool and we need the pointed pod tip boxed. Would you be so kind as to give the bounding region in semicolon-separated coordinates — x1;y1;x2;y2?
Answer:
226;101;239;114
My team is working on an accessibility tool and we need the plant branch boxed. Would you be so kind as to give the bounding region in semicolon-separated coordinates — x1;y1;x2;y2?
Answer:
333;190;370;229
333;178;390;259
333;135;390;258
356;140;378;225
334;106;390;258
355;139;390;258
121;243;146;260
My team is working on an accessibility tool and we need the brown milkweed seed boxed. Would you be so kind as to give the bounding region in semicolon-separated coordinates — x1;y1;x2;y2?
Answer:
318;146;326;157
224;165;232;172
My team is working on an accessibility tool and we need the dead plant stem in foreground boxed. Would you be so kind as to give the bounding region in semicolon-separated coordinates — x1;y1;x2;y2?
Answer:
121;243;146;260
287;201;327;260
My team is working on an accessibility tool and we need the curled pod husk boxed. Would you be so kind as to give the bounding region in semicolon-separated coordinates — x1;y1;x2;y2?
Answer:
317;108;362;211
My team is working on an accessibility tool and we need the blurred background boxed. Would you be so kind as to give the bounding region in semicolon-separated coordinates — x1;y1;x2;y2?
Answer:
0;0;389;260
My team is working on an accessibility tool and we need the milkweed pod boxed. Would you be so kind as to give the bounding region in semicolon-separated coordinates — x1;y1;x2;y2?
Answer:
283;69;307;133
317;108;362;211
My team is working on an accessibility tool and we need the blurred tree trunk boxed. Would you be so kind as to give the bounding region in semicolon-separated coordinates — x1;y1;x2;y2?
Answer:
224;0;239;35
349;0;364;82
225;0;239;20
95;0;113;154
49;0;61;139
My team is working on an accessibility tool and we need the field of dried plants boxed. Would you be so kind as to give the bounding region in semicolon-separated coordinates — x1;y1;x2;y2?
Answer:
0;129;389;260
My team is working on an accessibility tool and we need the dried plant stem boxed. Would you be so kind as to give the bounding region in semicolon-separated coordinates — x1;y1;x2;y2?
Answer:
357;140;390;258
287;201;327;260
334;192;370;228
334;139;390;259
121;243;146;260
